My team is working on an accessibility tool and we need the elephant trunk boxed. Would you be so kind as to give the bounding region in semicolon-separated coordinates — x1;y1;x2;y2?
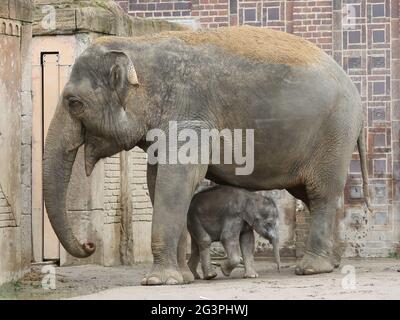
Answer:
272;237;280;271
43;101;95;258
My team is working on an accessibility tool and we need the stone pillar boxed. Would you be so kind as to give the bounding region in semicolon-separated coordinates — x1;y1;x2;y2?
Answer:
0;0;33;285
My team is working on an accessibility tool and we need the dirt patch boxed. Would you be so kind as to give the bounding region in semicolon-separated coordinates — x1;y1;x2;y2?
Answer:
1;258;399;300
95;26;323;66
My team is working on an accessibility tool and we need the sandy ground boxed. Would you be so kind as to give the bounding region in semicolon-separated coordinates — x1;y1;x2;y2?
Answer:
0;258;399;300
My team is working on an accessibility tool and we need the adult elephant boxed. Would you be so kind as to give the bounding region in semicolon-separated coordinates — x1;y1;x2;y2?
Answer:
43;26;371;285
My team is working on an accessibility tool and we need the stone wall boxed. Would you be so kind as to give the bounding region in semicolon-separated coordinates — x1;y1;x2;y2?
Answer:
0;0;33;285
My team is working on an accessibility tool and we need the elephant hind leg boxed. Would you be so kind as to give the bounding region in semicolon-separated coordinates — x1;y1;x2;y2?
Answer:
187;238;201;279
295;175;344;275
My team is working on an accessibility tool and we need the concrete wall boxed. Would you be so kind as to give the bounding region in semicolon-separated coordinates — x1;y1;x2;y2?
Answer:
0;0;33;285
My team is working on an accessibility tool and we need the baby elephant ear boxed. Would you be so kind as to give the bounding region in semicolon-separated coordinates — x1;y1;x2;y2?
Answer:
107;50;140;90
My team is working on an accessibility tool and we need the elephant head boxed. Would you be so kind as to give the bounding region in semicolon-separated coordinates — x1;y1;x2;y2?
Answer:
249;195;281;271
43;46;144;258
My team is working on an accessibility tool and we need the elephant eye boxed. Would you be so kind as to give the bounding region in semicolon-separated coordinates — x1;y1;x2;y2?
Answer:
67;97;85;116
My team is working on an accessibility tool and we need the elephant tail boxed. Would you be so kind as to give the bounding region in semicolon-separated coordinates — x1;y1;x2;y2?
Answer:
357;127;373;213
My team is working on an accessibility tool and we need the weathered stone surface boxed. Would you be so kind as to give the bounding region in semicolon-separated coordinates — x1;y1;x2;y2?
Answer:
20;23;32;93
9;0;33;22
103;223;122;266
0;0;32;286
0;2;10;19
0;227;27;285
20;215;32;269
33;0;187;36
0;35;22;228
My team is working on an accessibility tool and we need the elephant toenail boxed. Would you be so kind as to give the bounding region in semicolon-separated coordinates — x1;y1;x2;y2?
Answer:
147;276;163;285
166;277;179;285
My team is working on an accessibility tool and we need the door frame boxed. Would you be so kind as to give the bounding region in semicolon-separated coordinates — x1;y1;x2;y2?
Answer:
32;36;76;262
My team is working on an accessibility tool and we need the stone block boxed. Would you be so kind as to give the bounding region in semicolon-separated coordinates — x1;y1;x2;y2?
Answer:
103;223;122;266
132;220;152;263
21;91;32;116
0;227;27;285
0;2;10;19
9;0;33;22
20;215;32;268
33;7;76;35
21;186;31;215
21;115;32;145
20;23;32;93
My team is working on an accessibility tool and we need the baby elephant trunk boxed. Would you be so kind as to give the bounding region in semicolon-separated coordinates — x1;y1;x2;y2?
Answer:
271;236;280;271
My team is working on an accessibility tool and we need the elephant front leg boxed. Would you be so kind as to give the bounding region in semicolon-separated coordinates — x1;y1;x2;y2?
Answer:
141;164;207;285
295;197;337;275
240;230;258;278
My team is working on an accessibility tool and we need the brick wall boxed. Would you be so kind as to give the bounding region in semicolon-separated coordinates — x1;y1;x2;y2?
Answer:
115;0;400;258
104;155;122;225
128;147;153;262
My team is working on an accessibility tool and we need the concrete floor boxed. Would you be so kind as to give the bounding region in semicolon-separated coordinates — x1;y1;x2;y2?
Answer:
0;258;399;300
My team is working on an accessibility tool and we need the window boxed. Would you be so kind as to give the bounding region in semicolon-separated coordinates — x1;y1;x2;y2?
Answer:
372;4;385;17
267;7;280;21
371;56;385;68
372;30;385;43
348;57;361;69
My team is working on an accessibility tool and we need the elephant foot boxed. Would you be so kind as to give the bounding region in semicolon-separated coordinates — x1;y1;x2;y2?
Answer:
331;244;344;269
244;270;258;278
188;267;201;280
141;264;184;286
202;266;217;280
295;252;334;275
221;261;237;277
331;255;341;269
203;270;217;280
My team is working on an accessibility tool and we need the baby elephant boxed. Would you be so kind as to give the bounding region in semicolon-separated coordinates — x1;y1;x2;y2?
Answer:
187;185;280;280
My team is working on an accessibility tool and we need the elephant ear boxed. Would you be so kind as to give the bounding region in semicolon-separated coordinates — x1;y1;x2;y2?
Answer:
106;50;140;91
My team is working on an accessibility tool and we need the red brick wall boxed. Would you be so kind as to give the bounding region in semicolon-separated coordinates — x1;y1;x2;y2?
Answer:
117;0;192;18
191;0;229;28
115;0;400;258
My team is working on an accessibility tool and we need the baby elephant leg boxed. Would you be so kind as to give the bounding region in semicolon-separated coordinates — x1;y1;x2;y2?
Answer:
188;216;217;280
198;237;218;280
220;233;242;277
240;229;258;278
188;240;201;279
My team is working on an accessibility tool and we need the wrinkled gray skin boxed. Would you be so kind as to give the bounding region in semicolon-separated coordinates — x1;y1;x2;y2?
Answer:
43;28;371;286
187;185;280;280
